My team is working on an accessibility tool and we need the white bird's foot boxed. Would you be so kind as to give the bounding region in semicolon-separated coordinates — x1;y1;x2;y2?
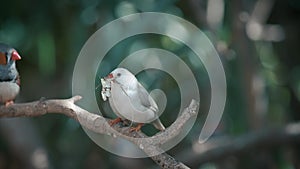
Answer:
109;117;122;126
129;123;144;132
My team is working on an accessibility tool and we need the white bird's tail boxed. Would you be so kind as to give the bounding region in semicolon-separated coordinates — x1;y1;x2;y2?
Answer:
152;119;165;131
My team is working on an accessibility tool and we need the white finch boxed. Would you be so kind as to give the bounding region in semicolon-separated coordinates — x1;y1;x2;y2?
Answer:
103;68;165;132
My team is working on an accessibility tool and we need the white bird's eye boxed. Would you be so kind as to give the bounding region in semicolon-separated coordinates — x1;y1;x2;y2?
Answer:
117;73;121;77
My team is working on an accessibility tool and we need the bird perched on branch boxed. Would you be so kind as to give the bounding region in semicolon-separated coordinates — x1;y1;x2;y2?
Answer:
0;43;21;106
101;68;165;132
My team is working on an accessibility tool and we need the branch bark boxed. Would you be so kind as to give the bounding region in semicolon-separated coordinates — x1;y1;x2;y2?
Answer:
0;96;198;169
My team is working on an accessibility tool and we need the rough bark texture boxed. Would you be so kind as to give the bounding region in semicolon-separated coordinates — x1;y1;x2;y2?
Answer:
0;96;198;169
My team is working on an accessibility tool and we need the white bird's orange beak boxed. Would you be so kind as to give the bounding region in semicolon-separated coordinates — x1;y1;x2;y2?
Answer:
106;73;114;79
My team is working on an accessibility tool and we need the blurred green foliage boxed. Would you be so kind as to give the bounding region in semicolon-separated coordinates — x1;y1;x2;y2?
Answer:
0;0;300;169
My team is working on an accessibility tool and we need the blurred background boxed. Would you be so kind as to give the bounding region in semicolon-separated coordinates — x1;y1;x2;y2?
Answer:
1;0;300;168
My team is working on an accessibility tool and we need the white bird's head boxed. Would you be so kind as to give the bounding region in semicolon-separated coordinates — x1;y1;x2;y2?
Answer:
106;68;138;88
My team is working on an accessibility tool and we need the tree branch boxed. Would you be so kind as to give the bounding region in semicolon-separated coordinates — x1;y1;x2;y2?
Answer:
178;122;300;168
0;96;198;169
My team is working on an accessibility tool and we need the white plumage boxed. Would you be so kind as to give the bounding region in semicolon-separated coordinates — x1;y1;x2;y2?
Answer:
103;68;165;131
